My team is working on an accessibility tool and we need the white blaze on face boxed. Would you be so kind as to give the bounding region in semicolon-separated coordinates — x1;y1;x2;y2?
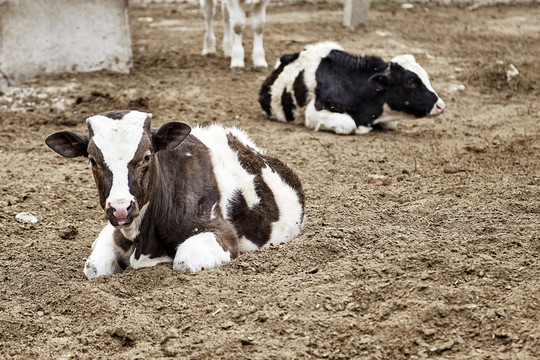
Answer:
390;54;445;115
86;111;150;206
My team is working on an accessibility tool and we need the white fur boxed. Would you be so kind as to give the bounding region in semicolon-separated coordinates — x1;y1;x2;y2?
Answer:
120;202;149;241
238;236;259;253
261;166;304;246
201;0;269;69
305;99;357;135
86;111;149;206
355;126;373;135
192;125;260;215
130;253;173;270
269;42;342;124
173;232;231;273
84;223;133;280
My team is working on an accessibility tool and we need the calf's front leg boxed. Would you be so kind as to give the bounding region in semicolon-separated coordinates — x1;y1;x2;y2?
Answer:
174;227;238;273
84;224;133;280
305;99;358;135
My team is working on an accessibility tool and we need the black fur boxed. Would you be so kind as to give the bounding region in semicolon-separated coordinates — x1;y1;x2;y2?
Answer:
259;52;299;117
293;70;308;108
281;90;296;122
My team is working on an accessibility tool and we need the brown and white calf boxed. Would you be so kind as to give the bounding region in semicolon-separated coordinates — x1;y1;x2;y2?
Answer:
201;0;268;70
45;110;304;279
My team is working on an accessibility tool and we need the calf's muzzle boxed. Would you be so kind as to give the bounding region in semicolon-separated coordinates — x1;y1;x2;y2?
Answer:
106;200;137;226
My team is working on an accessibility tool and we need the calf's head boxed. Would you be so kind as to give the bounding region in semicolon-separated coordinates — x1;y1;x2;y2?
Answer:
371;54;445;118
46;110;191;228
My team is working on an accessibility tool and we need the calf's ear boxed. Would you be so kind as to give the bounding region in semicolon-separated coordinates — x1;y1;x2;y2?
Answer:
152;122;191;152
368;73;389;93
45;131;88;158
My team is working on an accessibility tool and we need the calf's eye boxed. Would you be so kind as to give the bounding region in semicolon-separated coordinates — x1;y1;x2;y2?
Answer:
407;78;419;88
89;157;98;169
141;154;151;166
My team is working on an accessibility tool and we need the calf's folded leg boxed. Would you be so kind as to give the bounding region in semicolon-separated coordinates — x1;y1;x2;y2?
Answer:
173;230;237;273
84;223;133;280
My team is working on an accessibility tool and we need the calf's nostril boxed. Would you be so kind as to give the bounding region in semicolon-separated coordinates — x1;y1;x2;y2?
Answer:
127;201;134;214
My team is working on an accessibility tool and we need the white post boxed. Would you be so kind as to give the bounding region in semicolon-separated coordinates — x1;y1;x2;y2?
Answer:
343;0;370;27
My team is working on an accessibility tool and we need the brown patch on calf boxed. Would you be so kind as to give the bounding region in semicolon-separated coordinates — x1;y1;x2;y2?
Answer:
114;229;134;253
227;134;286;247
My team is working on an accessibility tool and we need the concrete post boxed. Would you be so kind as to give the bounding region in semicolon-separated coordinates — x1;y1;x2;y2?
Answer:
0;0;132;89
343;0;370;27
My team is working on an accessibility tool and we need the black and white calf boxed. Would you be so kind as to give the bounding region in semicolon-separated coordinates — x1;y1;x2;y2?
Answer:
45;110;304;279
201;0;268;70
259;42;446;135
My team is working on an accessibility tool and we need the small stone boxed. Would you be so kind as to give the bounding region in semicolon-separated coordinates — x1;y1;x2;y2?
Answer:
15;212;38;224
221;321;234;330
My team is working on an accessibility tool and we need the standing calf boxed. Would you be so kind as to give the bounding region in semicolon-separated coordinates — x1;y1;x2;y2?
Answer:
201;0;268;70
259;42;446;134
46;110;304;279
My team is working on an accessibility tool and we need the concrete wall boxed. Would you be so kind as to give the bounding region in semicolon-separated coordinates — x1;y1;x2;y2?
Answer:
0;0;132;89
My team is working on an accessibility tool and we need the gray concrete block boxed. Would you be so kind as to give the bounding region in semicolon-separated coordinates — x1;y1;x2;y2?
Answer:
0;0;132;89
343;0;370;27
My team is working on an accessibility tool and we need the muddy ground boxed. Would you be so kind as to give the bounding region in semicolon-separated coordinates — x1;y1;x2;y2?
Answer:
1;2;539;359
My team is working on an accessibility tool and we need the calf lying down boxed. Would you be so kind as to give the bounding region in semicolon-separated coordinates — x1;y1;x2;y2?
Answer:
259;42;445;135
46;110;305;279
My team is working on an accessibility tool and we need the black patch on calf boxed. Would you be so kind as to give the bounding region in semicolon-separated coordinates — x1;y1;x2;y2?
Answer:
385;63;438;117
315;50;389;126
259;52;300;117
281;90;296;122
293;70;308;108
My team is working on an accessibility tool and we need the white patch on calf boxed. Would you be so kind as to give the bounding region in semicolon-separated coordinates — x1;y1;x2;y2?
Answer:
261;166;304;247
120;202;149;241
355;126;373;135
130;253;173;270
390;54;437;94
87;111;149;205
238;236;260;253
192;125;260;215
270;41;343;124
84;223;126;280
305;99;357;134
173;232;231;273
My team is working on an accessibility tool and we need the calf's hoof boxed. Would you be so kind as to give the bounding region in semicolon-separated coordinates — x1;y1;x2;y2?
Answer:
84;257;122;280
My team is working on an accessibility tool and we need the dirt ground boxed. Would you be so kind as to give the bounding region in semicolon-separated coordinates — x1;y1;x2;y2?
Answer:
0;2;539;359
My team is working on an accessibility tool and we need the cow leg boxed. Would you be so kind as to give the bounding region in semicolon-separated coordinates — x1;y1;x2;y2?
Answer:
221;0;232;57
377;120;398;131
130;253;173;270
173;232;235;273
228;0;246;70
251;1;268;70
201;0;216;56
305;100;357;135
84;223;133;280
